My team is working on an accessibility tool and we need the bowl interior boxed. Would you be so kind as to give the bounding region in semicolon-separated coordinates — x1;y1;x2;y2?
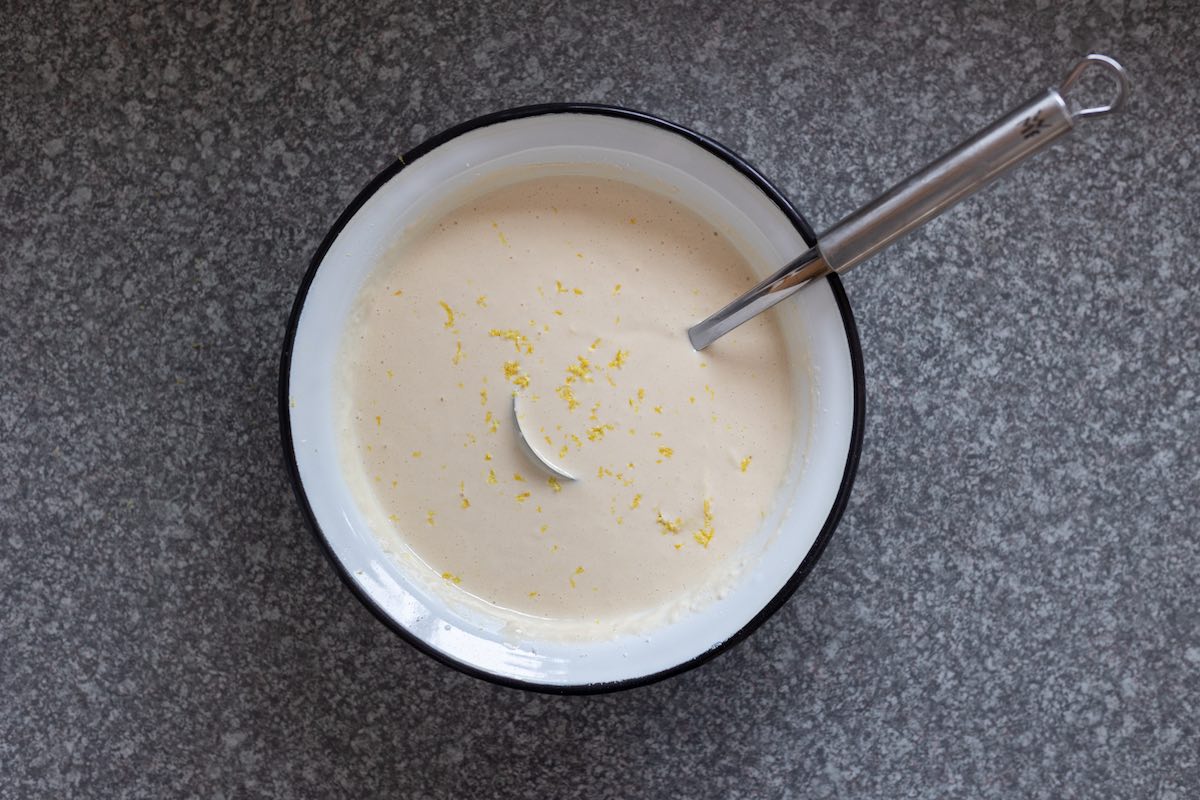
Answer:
284;110;859;689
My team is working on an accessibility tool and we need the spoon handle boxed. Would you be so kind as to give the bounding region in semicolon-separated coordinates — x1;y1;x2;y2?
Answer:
688;54;1130;351
818;54;1129;274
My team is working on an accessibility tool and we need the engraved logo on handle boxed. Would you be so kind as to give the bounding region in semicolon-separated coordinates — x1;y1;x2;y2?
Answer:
1020;111;1049;139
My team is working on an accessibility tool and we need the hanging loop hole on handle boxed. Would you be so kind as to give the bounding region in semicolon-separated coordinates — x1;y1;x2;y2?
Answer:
1057;54;1131;118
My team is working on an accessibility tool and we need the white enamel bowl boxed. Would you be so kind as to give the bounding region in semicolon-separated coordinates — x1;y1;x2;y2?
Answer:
280;105;864;692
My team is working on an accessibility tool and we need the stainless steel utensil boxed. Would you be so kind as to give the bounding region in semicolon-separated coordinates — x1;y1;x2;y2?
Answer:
687;54;1131;350
513;392;578;481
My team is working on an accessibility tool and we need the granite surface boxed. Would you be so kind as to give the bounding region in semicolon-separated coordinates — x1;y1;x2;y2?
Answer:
2;1;1198;797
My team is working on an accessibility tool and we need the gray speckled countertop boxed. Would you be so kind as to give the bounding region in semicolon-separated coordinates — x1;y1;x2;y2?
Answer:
3;1;1198;797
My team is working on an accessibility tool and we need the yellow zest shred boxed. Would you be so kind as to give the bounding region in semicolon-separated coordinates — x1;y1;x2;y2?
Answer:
489;328;532;354
556;384;579;411
491;222;509;246
740;456;752;473
441;571;461;584
656;511;683;534
516;492;531;502
608;349;629;369
694;498;715;548
548;477;562;492
631;493;642;509
502;360;530;389
438;300;456;328
587;424;615;441
564;355;593;384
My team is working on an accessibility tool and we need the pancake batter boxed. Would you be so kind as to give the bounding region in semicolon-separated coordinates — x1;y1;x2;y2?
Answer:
337;172;796;633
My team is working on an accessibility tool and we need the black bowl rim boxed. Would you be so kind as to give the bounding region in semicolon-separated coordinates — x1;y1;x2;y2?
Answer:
278;103;866;695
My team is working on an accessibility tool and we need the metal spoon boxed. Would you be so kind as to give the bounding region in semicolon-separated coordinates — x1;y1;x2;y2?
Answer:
687;54;1131;351
513;55;1129;479
512;392;578;481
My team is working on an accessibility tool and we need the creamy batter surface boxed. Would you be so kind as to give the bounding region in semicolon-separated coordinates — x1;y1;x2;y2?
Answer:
338;172;796;632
